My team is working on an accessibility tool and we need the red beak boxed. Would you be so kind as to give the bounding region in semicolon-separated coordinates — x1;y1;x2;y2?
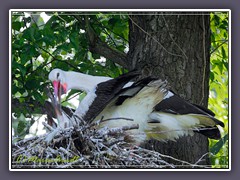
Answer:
52;80;67;102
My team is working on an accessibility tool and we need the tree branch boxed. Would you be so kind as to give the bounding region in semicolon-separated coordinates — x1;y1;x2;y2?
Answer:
74;15;129;69
210;39;228;55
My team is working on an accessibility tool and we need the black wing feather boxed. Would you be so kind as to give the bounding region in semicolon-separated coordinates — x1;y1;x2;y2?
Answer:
83;70;141;122
154;93;224;127
115;76;158;105
155;93;212;116
195;127;222;139
192;103;215;116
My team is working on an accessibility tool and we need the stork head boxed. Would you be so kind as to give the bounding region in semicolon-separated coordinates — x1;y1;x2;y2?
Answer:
48;68;68;101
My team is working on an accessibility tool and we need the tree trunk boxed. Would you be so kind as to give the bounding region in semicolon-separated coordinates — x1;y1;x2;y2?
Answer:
127;12;211;166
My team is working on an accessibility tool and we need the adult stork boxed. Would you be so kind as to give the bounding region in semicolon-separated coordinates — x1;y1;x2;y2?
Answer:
48;68;224;144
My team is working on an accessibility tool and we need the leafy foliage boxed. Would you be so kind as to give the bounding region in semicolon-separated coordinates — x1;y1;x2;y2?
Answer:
208;12;229;168
11;11;229;167
12;12;127;118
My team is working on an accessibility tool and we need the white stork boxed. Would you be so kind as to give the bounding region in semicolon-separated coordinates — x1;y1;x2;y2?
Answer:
48;68;224;144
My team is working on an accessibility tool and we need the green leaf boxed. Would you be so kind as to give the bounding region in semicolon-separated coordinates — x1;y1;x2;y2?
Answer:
109;17;117;27
25;78;38;90
15;63;27;77
213;15;220;26
64;89;80;101
17;120;27;134
69;32;79;49
37;16;45;27
210;134;229;155
79;92;87;101
211;32;215;42
223;61;228;70
221;46;227;59
218;61;223;74
34;92;44;104
209;71;215;82
92;53;101;60
22;27;35;42
12;21;22;31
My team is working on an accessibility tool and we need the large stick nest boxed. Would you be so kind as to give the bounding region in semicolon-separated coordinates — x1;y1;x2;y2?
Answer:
11;86;209;169
12;118;208;169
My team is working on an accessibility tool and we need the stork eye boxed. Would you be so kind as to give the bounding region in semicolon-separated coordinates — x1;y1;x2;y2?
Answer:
57;72;60;79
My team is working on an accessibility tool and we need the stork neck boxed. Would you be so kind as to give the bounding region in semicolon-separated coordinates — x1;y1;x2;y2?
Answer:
66;71;112;92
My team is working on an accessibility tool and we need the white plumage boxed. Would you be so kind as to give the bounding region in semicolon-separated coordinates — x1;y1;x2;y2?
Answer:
48;68;224;144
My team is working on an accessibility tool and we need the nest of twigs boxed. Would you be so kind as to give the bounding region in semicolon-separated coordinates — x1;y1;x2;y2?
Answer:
12;116;209;169
12;86;209;169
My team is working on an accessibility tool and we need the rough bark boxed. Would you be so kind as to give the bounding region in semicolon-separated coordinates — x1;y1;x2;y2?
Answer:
127;12;211;166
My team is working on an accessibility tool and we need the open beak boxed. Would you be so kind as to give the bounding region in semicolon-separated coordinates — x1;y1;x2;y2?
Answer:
52;80;67;103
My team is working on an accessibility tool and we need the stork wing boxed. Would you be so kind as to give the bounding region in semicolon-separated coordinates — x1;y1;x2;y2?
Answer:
154;93;224;127
151;93;224;139
83;70;141;122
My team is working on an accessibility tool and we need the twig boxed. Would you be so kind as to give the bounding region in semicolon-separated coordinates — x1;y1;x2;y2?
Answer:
101;117;134;123
194;152;212;165
210;39;228;55
97;124;139;137
42;121;54;131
